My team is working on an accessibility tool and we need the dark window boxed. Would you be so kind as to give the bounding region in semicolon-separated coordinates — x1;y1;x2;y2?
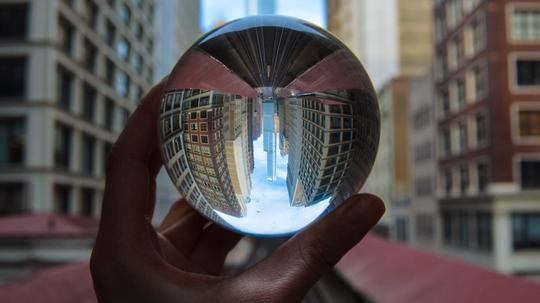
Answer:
0;183;25;214
57;66;73;110
516;59;540;86
105;20;115;46
82;84;96;122
476;112;487;144
81;133;95;175
0;3;27;40
521;160;540;189
477;162;489;193
54;184;71;214
83;39;97;72
396;217;409;242
512;213;540;250
476;212;492;251
80;187;94;216
0;117;25;165
443;170;452;195
83;0;98;29
104;98;115;130
58;16;74;55
443;211;452;244
459;166;469;194
0;57;26;98
441;91;450;116
54;123;72;169
105;59;115;86
458;212;469;248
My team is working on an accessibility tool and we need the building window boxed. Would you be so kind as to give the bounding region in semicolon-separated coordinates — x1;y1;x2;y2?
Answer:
54;123;72;169
82;84;96;122
520;160;540;189
105;59;115;86
512;213;540;250
0;117;25;165
80;187;94;216
116;71;129;97
0;3;27;40
132;54;142;73
104;98;115;130
459;165;469;194
440;90;450;117
477;162;489;193
441;128;451;156
475;112;488;145
121;108;130;126
58;16;74;55
469;16;486;55
81;133;95;175
395;217;409;243
83;39;97;72
201;135;209;144
117;37;130;61
516;59;540;87
57;66;73;110
512;7;540;41
82;0;98;29
54;184;71;214
105;19;115;46
443;170;453;196
119;3;131;25
458;121;467;152
472;65;487;100
0;57;26;98
0;183;25;214
476;212;492;251
518;109;540;138
456;79;466;109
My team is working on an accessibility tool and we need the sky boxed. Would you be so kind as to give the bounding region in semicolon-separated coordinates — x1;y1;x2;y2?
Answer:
201;0;327;31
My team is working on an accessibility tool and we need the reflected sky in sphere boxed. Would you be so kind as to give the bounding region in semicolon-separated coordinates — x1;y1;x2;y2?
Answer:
158;15;380;236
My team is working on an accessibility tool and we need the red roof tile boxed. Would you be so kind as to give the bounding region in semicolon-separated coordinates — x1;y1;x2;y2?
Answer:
0;213;98;238
0;262;96;303
337;234;540;303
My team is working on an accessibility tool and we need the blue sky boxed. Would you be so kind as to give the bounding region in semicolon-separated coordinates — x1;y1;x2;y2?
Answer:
201;0;326;31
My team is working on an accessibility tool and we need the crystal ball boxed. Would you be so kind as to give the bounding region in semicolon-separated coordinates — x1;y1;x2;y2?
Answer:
158;15;380;236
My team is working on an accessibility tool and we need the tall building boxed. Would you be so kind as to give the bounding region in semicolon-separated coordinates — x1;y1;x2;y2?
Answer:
0;0;155;217
327;0;433;89
153;0;200;224
362;77;414;227
401;75;440;248
433;0;540;277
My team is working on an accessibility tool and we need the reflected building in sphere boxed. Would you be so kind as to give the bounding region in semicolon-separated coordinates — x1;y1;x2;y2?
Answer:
286;95;354;207
159;15;380;236
160;89;247;219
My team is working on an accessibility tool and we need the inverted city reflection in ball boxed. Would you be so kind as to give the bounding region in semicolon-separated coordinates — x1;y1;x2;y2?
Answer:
158;16;380;236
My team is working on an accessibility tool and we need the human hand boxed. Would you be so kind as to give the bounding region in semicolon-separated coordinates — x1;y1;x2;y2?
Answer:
90;81;385;303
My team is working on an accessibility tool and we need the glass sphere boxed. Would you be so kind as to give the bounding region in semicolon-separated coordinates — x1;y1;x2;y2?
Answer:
158;15;380;236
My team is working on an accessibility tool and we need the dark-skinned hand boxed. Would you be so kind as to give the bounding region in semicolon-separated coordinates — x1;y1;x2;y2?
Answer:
90;80;385;303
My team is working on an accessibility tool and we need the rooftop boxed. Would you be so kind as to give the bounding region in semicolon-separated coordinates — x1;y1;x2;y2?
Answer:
0;213;98;239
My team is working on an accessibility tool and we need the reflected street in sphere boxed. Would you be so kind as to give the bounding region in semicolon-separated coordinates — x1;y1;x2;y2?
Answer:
158;15;380;236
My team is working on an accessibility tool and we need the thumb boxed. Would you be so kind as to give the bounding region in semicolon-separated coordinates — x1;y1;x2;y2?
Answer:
233;194;385;302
